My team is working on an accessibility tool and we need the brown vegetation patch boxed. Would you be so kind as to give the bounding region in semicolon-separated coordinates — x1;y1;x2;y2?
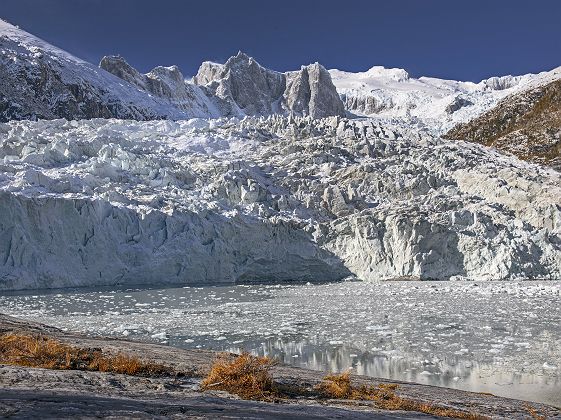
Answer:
201;352;279;400
445;78;561;170
525;403;548;420
0;333;174;377
202;354;491;418
316;370;490;419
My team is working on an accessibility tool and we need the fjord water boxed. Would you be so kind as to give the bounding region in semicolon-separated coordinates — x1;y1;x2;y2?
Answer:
1;281;559;407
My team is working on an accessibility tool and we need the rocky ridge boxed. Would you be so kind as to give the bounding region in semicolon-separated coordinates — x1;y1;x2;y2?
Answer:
192;51;346;118
99;55;225;118
0;19;188;122
102;52;346;119
445;77;561;170
0;19;345;122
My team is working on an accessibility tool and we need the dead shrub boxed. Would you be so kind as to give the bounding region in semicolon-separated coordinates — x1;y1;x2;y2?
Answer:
0;333;173;377
316;371;489;419
201;351;278;400
525;404;547;420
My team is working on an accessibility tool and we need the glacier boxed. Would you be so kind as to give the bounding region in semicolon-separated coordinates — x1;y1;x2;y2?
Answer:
1;16;561;291
0;116;559;290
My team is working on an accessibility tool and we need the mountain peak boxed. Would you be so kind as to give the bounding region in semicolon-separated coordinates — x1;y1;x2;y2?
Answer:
193;53;345;118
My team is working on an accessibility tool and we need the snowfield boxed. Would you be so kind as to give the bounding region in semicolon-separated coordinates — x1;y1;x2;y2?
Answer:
330;64;561;133
0;116;559;290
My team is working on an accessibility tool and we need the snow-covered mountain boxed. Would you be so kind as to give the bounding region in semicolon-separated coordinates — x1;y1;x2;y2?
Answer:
193;52;345;118
0;19;189;122
0;17;560;291
329;65;561;133
0;19;345;122
99;55;225;118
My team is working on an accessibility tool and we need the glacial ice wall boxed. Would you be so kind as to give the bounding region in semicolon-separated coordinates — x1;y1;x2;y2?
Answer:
0;117;559;290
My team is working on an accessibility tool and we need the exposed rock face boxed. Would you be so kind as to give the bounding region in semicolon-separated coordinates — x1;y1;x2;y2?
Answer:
193;52;346;118
0;117;559;290
0;19;189;122
446;78;561;170
194;52;285;116
284;63;346;118
445;96;474;114
99;55;224;118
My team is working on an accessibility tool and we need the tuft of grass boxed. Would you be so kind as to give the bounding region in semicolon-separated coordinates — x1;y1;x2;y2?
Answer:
316;371;490;419
525;403;547;420
201;358;491;419
0;333;173;377
200;352;278;400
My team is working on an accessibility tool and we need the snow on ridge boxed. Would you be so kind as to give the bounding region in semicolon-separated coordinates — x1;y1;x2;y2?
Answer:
0;18;192;121
329;63;561;133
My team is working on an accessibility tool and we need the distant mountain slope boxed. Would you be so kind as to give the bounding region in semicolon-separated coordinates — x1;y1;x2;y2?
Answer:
329;65;560;133
99;55;228;118
445;77;561;170
0;19;190;122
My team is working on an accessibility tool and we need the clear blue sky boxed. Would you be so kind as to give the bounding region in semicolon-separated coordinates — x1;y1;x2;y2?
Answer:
2;0;560;81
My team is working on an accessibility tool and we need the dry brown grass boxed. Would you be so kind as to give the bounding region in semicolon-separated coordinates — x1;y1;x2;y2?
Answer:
201;355;491;418
201;352;279;400
316;371;490;419
0;333;173;377
525;403;548;420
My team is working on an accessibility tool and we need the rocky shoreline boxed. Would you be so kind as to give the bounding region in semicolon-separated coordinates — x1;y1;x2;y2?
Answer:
0;314;559;419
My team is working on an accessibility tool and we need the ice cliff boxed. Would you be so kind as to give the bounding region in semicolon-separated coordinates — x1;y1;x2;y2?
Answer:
0;117;559;290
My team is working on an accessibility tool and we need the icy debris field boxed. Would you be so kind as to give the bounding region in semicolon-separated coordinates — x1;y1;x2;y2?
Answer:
1;281;560;406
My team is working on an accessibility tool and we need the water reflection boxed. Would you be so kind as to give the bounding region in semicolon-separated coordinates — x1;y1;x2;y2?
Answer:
220;336;561;407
